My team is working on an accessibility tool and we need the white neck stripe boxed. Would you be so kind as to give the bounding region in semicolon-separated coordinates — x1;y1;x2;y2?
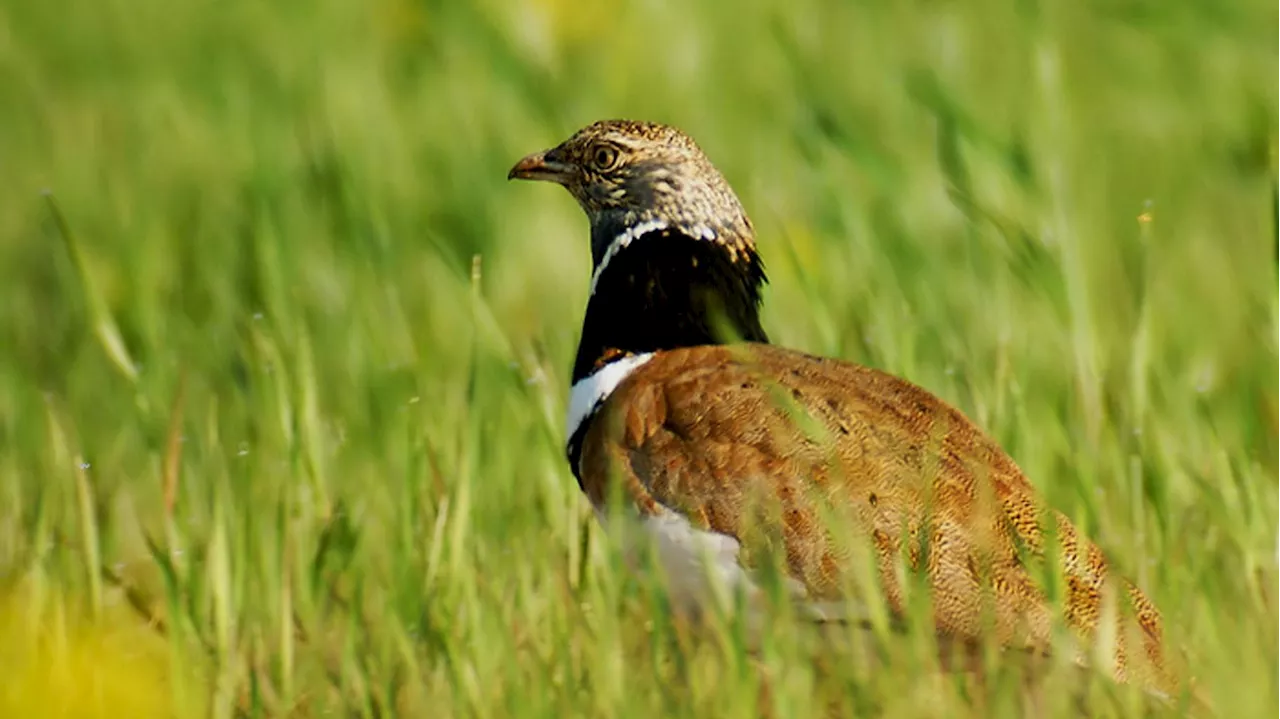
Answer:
588;221;717;296
565;353;655;447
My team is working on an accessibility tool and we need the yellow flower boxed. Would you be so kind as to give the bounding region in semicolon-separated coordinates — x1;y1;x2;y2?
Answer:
0;592;181;719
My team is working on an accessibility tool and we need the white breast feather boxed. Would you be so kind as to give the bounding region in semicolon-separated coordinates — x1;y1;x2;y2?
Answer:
565;352;654;445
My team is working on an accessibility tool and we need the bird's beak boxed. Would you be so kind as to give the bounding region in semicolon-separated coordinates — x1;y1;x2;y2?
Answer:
507;148;573;183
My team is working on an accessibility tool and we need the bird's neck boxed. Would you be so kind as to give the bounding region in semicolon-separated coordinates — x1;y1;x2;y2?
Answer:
571;225;768;383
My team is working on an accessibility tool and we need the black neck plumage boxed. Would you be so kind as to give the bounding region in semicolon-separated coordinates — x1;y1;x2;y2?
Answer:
571;226;769;384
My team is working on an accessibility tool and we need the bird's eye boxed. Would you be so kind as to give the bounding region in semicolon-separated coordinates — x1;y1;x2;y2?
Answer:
590;144;620;171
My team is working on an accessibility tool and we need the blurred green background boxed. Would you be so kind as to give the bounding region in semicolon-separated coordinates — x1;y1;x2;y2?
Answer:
0;0;1275;716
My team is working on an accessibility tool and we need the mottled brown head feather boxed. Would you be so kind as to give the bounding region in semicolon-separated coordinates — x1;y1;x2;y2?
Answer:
508;119;755;269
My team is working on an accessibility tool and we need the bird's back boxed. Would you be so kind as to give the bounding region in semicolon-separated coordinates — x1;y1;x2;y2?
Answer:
578;342;1171;693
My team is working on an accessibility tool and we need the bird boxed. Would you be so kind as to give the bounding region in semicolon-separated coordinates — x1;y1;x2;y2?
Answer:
507;119;1174;696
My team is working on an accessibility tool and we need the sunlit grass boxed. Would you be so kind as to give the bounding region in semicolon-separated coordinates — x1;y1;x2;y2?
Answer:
0;0;1275;716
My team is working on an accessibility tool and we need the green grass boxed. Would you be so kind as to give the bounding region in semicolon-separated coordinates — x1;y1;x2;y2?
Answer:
0;0;1276;716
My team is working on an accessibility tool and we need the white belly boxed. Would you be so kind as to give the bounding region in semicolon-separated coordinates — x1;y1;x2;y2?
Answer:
597;505;871;630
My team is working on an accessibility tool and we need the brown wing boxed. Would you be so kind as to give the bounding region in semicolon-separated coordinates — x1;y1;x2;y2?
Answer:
578;343;1170;692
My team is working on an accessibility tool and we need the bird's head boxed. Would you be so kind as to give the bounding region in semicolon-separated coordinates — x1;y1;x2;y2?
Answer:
508;119;756;267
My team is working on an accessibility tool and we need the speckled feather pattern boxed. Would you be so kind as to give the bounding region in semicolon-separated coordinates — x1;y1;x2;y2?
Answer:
579;344;1172;693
